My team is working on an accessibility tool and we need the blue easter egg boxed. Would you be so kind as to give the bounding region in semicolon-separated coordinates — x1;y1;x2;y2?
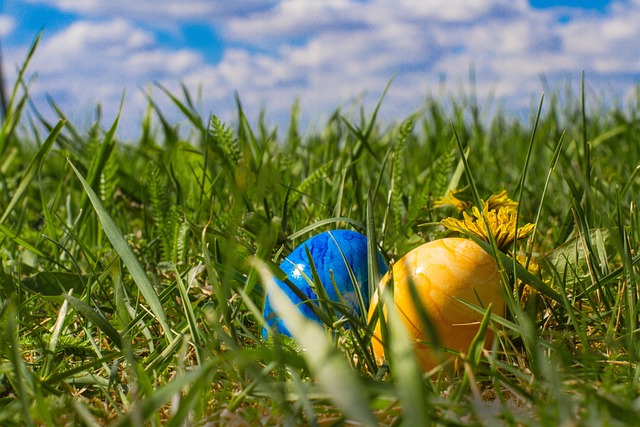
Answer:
262;229;387;338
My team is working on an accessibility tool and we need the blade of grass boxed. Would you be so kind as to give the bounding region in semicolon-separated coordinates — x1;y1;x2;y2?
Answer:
64;294;123;350
174;268;203;365
76;95;123;227
155;82;205;132
581;72;591;224
528;131;566;261
0;33;42;157
1;119;65;224
164;365;216;427
340;75;395;161
0;222;48;257
42;290;72;378
301;245;338;328
378;276;431;425
73;399;101;427
452;304;492;402
1;300;35;427
111;363;215;427
328;230;370;328
253;258;378;427
287;217;365;240
469;233;562;303
366;191;383;302
68;159;174;342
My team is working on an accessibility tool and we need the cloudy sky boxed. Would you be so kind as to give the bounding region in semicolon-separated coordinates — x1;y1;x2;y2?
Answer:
1;0;638;139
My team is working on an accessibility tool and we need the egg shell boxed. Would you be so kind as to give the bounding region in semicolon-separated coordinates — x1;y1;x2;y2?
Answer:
368;237;503;371
262;230;387;338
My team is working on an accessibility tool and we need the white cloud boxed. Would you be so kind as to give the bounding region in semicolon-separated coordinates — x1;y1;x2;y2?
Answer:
0;15;16;37
214;0;550;120
8;0;640;139
557;5;640;75
25;0;279;26
225;0;366;43
32;19;154;72
7;18;209;136
392;0;527;21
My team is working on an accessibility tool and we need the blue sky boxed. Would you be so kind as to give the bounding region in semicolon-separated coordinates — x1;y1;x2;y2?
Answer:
1;0;639;139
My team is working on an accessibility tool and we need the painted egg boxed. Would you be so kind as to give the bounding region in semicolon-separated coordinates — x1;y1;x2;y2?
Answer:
368;237;504;371
262;230;388;338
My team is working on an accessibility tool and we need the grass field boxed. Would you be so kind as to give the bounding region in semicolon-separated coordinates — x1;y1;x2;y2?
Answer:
1;39;640;426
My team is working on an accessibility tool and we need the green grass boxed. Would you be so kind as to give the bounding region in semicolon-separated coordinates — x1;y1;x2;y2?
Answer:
1;39;640;426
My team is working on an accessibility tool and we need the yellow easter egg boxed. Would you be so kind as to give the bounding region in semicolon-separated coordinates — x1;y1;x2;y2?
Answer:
368;237;504;372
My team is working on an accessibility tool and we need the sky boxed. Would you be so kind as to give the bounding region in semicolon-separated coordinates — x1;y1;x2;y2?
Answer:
1;0;638;140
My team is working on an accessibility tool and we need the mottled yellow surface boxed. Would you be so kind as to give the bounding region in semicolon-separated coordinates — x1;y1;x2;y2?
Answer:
369;238;504;372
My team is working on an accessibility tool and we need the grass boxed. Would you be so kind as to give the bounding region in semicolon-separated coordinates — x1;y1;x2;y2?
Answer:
1;38;640;426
